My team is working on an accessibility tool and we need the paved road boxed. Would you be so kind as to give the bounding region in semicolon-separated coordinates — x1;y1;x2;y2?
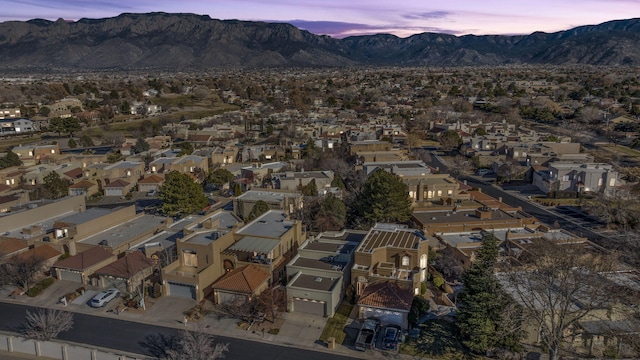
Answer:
425;151;605;243
0;302;358;360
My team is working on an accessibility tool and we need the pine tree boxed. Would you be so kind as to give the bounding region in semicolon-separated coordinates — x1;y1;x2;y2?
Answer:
456;233;522;354
247;200;270;221
159;171;208;216
353;169;411;225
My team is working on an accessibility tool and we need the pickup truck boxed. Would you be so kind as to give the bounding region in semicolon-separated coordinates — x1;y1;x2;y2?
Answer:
354;319;379;351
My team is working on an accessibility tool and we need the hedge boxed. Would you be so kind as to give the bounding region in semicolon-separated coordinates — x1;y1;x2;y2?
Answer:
26;277;55;297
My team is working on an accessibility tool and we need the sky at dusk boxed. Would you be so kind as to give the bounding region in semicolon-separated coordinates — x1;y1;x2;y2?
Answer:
2;0;639;38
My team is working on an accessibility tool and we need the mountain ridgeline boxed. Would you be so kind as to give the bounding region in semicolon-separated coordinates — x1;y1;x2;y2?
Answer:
0;12;639;71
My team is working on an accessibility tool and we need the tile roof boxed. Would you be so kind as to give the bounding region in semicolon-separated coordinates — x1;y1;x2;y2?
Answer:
104;179;130;188
94;251;153;279
53;246;114;270
357;281;413;312
13;244;61;262
211;264;269;294
68;179;96;189
63;167;83;179
0;238;29;256
138;174;164;184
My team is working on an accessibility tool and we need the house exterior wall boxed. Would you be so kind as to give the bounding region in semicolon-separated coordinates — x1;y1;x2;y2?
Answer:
0;196;85;233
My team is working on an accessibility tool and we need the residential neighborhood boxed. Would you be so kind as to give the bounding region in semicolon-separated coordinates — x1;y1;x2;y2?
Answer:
1;65;640;360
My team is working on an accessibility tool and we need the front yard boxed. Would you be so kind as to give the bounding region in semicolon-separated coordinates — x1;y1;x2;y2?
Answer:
319;301;354;346
401;318;488;360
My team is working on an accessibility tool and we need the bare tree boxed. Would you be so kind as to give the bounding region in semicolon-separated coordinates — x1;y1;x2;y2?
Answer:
22;308;74;341
165;324;229;360
0;253;47;290
499;241;615;360
253;286;287;322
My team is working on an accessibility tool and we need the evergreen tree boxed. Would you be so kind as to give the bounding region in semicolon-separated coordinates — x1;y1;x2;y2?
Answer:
315;194;346;231
352;169;411;225
67;138;78;149
456;233;522;354
0;150;22;169
247;200;270;221
134;137;150;154
330;176;346;190
177;142;194;157
300;179;318;196
233;183;243;196
208;168;234;188
43;171;69;199
159;171;208;216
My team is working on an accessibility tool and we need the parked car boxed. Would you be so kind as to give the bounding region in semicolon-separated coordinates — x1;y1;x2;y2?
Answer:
382;325;401;350
146;189;157;197
355;319;379;351
475;169;493;176
90;288;120;308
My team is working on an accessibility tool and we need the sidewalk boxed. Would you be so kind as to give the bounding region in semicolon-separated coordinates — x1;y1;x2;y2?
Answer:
0;280;405;360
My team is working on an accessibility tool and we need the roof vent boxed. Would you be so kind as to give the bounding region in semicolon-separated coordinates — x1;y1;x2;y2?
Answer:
314;277;323;282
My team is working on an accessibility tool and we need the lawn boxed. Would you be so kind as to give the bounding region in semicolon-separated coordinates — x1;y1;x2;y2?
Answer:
319;301;354;345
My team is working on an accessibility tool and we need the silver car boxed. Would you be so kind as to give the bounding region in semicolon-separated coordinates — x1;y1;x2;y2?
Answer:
90;288;120;308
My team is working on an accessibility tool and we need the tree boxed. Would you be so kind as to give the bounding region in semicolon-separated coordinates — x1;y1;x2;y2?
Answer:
0;149;22;169
43;171;69;199
457;233;523;355
208;168;234;189
39;106;50;117
160;172;208;216
499;240;615;360
134;137;150;154
21;309;74;341
177;142;194;157
164;325;229;360
247;200;270;221
106;150;123;163
67;138;78;149
79;134;94;147
300;179;318;196
314;194;346;231
439;130;462;151
408;295;429;327
0;253;47;290
352;169;412;226
232;183;243;196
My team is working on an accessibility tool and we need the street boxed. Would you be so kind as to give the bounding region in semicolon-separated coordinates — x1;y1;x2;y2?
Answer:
0;302;358;360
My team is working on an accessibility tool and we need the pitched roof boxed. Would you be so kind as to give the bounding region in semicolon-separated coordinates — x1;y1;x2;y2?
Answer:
357;281;413;312
138;174;164;184
68;179;96;189
211;264;269;294
63;167;83;180
0;238;29;256
94;251;153;279
53;246;114;270
13;244;61;262
104;179;130;188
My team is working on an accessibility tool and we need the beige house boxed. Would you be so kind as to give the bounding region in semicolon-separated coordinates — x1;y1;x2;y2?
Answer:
94;250;154;293
52;246;117;284
233;190;303;219
351;224;431;327
210;264;270;305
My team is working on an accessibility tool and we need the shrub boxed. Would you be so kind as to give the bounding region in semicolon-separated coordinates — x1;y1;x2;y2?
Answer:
433;276;445;289
420;282;427;295
26;277;55;297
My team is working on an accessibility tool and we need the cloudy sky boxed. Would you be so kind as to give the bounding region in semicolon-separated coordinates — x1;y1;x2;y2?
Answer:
1;0;638;38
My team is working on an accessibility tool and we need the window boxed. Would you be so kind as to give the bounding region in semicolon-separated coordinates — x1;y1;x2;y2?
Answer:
183;250;197;267
401;255;410;267
598;178;603;186
447;189;453;196
609;178;615;187
562;175;569;181
420;254;428;268
409;191;415;199
437;190;442;197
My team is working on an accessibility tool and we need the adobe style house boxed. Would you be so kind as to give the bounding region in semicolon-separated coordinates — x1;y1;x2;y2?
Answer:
94;250;154;292
350;224;431;326
286;230;365;317
211;146;239;166
210;264;270;305
162;210;305;302
233;190;303;219
148;155;208;175
357;281;414;329
52;246;117;284
272;170;334;192
137;174;163;193
68;180;99;198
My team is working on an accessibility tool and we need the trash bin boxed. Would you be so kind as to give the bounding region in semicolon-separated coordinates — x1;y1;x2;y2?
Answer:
327;337;335;349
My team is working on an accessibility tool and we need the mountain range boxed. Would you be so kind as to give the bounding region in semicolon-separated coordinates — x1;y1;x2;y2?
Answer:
0;12;639;71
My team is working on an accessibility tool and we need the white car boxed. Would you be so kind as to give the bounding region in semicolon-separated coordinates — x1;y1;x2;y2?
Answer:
146;189;157;197
90;288;120;308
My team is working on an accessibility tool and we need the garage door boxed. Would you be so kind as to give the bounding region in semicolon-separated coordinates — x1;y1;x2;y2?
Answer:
58;269;83;283
362;307;403;326
218;292;247;305
293;298;325;316
168;282;196;299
